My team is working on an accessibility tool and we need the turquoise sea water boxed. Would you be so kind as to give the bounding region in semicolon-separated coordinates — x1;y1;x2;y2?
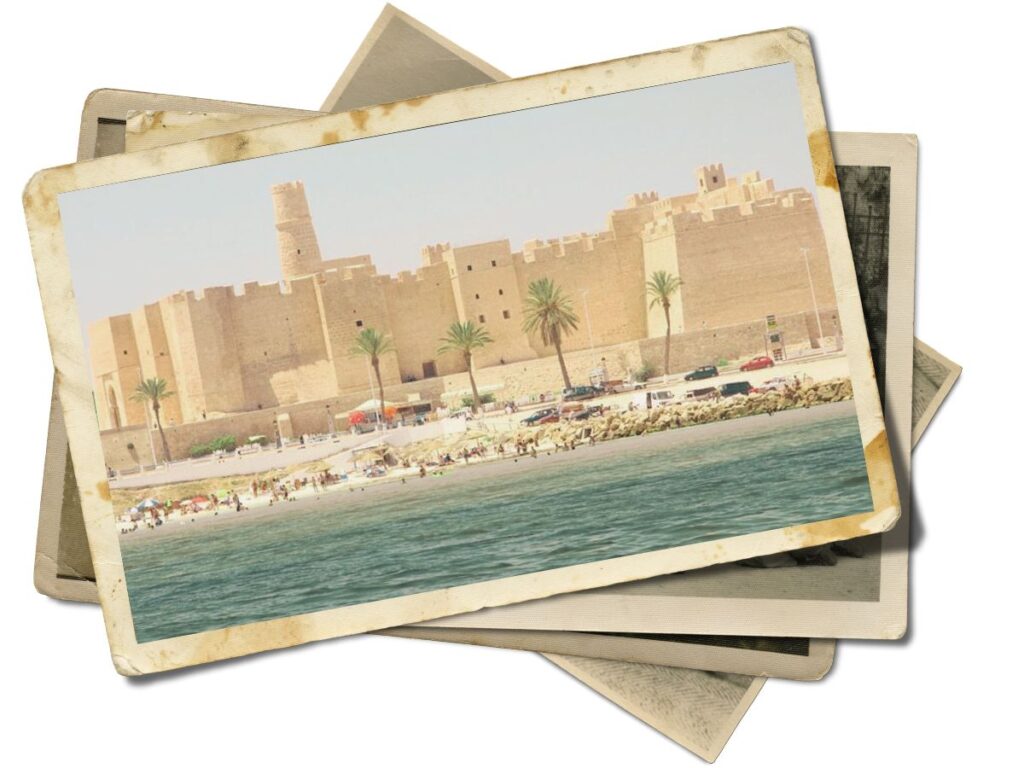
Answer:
122;405;873;643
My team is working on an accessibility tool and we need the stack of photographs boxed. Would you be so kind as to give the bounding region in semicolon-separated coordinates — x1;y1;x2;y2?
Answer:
28;5;961;761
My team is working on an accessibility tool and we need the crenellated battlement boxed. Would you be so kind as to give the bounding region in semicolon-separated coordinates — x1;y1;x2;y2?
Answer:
420;242;452;265
625;191;659;208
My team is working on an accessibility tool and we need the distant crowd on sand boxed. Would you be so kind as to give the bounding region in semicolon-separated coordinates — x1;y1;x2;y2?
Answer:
252;470;348;506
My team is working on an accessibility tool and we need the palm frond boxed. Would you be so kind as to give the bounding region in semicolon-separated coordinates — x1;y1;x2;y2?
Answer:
349;327;395;359
130;377;174;403
520;277;580;348
437;320;493;356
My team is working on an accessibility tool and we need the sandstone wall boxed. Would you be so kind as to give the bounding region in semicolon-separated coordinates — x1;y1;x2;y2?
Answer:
445;239;538;367
383;260;465;382
644;195;836;332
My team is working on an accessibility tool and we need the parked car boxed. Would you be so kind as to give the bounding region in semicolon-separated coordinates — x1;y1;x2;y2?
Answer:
684;387;720;401
649;390;676;407
684;365;719;381
740;355;775;372
566;405;603;421
558;402;586;419
755;376;790;393
603;378;645;393
719;381;753;397
561;385;602;401
522;407;558;425
535;409;561;425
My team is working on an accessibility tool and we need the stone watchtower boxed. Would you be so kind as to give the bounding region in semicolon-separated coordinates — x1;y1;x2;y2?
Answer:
695;163;726;193
272;181;324;280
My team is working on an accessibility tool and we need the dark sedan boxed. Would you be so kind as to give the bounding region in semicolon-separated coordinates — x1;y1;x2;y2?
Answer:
522;407;558;425
684;365;719;381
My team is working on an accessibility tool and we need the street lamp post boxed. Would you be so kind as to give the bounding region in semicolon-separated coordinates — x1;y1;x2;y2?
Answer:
801;246;825;348
580;288;597;370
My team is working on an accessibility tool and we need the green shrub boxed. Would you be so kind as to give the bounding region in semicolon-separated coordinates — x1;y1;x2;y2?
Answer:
460;392;496;408
189;435;237;458
633;360;656;383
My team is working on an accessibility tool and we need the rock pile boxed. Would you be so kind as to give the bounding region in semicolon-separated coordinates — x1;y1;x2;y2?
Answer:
397;377;854;464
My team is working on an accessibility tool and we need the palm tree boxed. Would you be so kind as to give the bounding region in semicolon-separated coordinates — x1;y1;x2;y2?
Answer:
130;377;174;463
646;270;683;382
521;277;580;390
350;327;395;424
437;320;493;413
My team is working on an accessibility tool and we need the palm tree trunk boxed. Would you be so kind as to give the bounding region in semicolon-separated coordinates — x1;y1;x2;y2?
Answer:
662;303;672;383
553;338;572;390
466;352;482;413
372;359;386;425
153;404;171;463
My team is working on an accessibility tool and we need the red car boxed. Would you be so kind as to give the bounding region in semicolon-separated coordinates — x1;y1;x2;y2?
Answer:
740;355;775;372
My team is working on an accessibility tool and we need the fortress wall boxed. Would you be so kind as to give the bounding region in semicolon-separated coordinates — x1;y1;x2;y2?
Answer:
129;303;183;427
444;239;537;368
514;237;647;357
438;306;840;404
382;261;463;382
660;202;836;331
175;288;248;419
156;293;211;424
636;307;841;377
641;231;685;338
93;169;838;439
89;315;148;430
314;270;403;394
229;279;336;409
441;340;646;403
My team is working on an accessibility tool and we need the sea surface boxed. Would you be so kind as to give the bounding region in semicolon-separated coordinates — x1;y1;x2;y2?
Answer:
122;404;873;642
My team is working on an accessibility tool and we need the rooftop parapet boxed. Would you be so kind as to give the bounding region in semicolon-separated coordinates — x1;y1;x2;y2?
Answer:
625;191;659;208
420;242;452;265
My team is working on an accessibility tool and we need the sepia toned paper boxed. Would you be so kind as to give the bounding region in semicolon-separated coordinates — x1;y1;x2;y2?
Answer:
380;628;834;680
25;28;897;675
545;654;764;762
319;4;507;113
77;89;314;161
911;338;961;447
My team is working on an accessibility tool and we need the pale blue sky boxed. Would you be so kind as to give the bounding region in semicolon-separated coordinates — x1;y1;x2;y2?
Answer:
59;62;814;341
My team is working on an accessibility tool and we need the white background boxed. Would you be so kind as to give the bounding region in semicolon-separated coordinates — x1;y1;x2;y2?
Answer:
0;1;1016;765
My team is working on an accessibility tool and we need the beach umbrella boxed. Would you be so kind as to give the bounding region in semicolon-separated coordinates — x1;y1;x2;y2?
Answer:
139;498;160;509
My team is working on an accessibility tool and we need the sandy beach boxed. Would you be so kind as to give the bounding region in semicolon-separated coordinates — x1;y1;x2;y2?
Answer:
120;399;858;543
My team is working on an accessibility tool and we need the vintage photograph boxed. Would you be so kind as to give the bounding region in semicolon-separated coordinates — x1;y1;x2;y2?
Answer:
27;30;895;673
